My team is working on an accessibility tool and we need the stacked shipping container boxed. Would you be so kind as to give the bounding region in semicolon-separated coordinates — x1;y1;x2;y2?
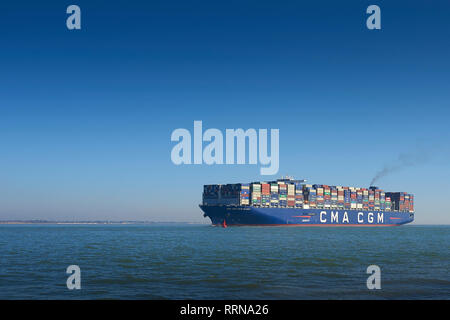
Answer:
295;182;303;208
240;184;250;206
287;184;295;207
278;182;287;207
270;183;279;207
251;183;261;206
261;183;270;207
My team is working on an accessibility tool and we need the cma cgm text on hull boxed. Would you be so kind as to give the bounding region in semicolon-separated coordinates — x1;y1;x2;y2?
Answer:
200;177;414;226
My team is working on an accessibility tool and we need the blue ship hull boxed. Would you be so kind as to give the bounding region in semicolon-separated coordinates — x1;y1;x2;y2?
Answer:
200;205;414;226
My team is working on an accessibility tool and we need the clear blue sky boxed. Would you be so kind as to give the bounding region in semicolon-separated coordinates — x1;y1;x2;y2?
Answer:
0;1;449;223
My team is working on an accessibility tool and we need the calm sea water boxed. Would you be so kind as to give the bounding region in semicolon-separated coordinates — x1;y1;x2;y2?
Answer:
0;224;448;299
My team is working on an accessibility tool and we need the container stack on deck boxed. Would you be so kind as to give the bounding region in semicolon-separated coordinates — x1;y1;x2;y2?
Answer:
240;183;250;206
357;189;363;209
222;184;241;205
278;182;287;207
251;183;261;206
385;192;414;212
287;184;295;207
270;183;279;207
323;186;330;209
337;188;344;209
309;186;317;209
202;180;413;212
295;182;303;208
202;185;220;205
261;183;270;207
315;185;323;209
344;189;350;209
374;189;380;211
385;196;392;211
350;189;356;209
369;189;374;211
331;187;337;209
380;191;385;211
363;189;369;210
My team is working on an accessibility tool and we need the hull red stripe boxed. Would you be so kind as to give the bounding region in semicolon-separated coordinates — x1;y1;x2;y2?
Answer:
212;224;400;227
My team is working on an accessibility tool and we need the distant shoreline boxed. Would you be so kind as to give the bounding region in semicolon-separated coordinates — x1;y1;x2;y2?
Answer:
0;221;205;225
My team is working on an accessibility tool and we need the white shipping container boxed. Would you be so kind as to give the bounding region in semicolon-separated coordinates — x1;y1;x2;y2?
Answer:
287;184;295;194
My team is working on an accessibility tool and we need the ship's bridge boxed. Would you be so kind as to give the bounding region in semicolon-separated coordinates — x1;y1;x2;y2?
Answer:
276;176;306;183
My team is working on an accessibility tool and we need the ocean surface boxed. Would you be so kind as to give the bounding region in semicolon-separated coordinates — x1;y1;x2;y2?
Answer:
0;224;448;299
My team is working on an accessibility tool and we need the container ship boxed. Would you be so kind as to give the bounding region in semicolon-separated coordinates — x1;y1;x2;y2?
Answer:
199;177;414;226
